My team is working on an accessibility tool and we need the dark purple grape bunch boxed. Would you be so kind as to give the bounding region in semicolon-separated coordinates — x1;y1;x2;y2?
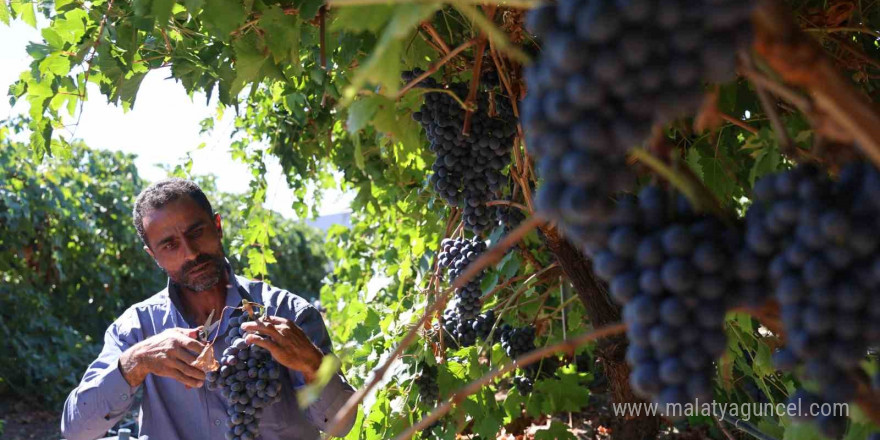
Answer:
404;69;518;233
587;186;743;416
753;163;880;438
414;363;439;406
522;0;756;246
205;311;284;440
438;237;487;282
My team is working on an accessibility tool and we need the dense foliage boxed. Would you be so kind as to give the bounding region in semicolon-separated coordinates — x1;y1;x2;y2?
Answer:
5;0;880;439
0;122;328;405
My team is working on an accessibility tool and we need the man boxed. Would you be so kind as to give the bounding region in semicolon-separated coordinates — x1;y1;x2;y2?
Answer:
61;178;356;440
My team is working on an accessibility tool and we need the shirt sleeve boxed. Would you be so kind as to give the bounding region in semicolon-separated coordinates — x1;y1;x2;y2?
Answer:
290;306;357;435
61;308;142;440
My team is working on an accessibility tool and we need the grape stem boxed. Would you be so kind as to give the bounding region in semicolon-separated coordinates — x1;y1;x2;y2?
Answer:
739;52;795;155
391;323;628;440
396;39;479;100
485;199;528;212
461;6;495;136
420;21;452;55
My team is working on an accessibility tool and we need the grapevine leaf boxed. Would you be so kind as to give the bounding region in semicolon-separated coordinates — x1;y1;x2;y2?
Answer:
347;96;381;134
534;421;577;440
11;0;36;27
231;34;268;95
297;0;323;19
331;4;394;33
259;5;301;65
686;147;703;181
201;0;246;40
0;0;9;25
151;0;175;28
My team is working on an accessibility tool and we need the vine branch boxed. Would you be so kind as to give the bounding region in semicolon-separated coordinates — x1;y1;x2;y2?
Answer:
396;39;479;100
392;323;628;440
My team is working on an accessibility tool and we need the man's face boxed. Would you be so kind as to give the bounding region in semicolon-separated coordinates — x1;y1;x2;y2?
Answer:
142;196;226;292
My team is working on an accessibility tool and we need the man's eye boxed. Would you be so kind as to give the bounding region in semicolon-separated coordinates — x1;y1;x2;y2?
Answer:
191;227;204;238
164;242;178;250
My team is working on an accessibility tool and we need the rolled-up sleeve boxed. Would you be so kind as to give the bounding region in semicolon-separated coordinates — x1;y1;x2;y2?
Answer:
291;306;356;435
61;308;142;440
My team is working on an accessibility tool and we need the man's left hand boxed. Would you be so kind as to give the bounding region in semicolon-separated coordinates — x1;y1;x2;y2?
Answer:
241;316;324;383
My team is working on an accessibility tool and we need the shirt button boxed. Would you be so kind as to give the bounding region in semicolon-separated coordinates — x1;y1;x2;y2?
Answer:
121;394;128;401
214;419;221;426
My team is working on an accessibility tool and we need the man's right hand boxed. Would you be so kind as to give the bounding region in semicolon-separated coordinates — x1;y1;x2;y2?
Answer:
118;327;206;388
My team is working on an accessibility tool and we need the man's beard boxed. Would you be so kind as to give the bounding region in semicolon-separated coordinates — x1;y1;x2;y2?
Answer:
168;253;226;292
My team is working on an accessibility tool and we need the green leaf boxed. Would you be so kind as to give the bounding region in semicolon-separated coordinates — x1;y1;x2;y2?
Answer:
117;72;147;108
11;0;36;27
182;0;203;14
0;0;10;25
347;96;381;134
201;0;246;40
686;147;703;181
344;4;438;100
534;421;577;440
151;0;176;27
259;5;301;65
40;53;71;78
297;0;323;19
331;5;394;33
231;34;268;96
296;354;342;407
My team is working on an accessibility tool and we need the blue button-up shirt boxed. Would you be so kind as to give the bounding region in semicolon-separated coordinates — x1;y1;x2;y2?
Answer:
60;264;355;440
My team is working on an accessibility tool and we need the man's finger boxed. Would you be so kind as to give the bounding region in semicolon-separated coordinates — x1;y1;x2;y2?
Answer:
240;320;283;339
259;315;289;325
173;359;207;383
174;347;198;365
178;335;206;354
244;333;281;353
158;364;203;388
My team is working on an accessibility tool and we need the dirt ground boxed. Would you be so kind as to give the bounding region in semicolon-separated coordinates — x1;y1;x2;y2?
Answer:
0;398;61;440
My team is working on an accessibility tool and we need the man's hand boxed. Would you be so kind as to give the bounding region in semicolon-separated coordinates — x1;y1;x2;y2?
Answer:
119;327;207;388
240;316;324;383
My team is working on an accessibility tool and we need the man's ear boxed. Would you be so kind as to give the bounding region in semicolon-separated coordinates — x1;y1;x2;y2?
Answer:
144;244;154;259
214;213;223;238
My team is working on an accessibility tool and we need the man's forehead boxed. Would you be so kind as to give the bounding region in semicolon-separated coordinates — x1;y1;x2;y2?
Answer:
143;197;210;236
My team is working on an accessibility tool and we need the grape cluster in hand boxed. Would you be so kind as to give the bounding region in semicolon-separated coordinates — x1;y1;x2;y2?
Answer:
749;164;880;438
403;70;518;233
521;0;755;248
205;313;284;440
588;186;742;415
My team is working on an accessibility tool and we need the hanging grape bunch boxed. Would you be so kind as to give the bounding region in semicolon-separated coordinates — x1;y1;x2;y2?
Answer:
414;363;440;406
587;186;744;415
747;163;880;438
205;306;284;440
403;69;518;233
521;0;756;248
438;237;488;347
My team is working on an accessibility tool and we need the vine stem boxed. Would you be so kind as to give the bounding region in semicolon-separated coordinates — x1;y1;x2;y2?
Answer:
485;199;528;212
395;39;479;100
421;21;451;55
739;52;794;155
461;6;495;136
452;215;544;290
720;112;759;135
323;214;542;436
391;323;628;440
